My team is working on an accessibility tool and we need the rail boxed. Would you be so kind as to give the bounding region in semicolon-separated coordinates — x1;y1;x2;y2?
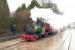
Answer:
0;40;29;50
0;34;20;42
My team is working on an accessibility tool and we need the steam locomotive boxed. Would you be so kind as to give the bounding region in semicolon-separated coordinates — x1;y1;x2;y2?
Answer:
21;17;54;41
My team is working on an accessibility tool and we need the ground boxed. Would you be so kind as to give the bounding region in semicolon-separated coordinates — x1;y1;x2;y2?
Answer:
0;29;74;50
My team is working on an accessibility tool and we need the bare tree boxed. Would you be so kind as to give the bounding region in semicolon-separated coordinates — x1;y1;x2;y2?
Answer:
37;0;63;15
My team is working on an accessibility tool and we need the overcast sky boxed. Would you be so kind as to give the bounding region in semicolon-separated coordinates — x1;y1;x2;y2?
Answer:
7;0;75;29
7;0;32;12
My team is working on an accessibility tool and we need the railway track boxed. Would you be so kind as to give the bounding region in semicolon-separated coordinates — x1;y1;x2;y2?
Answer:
0;33;58;50
0;31;70;50
0;40;29;50
0;34;20;42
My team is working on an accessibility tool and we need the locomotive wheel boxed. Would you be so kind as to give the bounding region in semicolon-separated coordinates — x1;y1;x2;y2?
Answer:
44;34;48;37
33;36;38;41
44;32;48;37
39;35;42;38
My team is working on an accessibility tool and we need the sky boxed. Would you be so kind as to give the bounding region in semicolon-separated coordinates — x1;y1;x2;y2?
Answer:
7;0;75;29
7;0;32;12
